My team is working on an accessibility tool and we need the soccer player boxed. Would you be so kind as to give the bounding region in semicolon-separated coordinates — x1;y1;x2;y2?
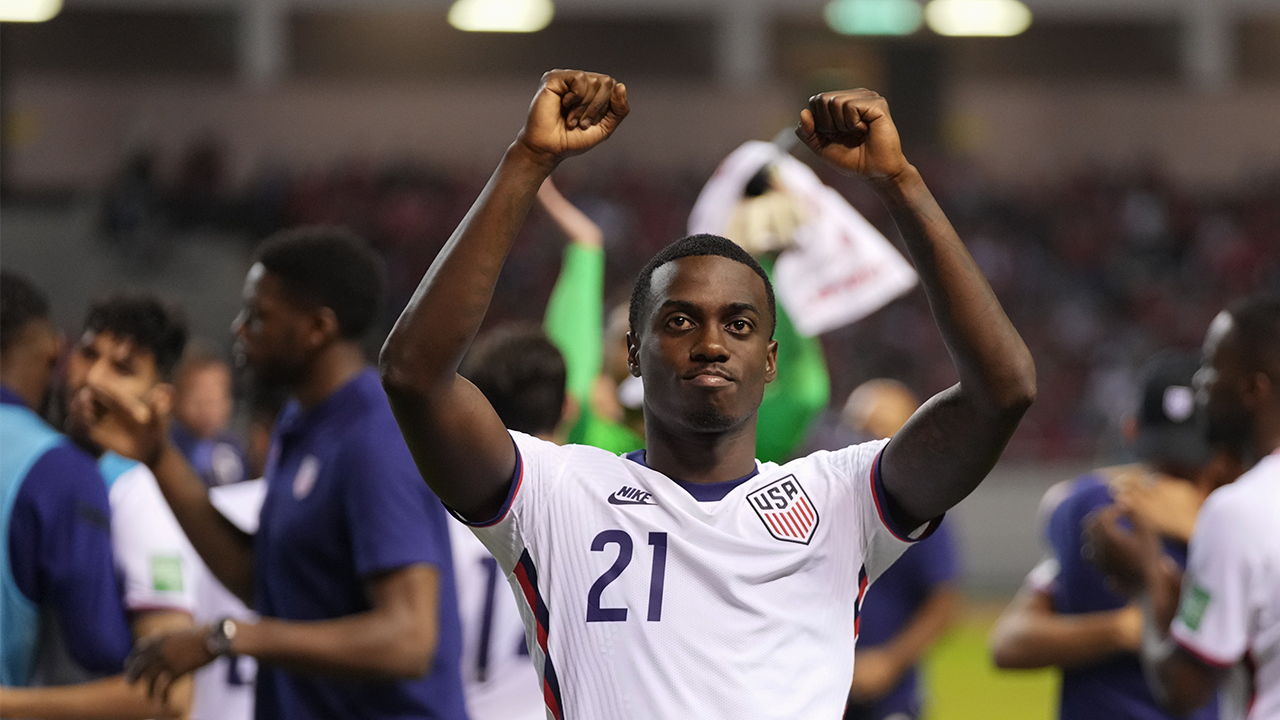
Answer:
4;293;200;719
1086;296;1280;720
0;272;132;694
989;352;1238;720
835;380;961;720
89;228;469;720
170;344;247;487
379;70;1035;718
452;325;571;719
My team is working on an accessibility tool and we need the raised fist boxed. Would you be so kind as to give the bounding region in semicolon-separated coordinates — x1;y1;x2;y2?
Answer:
795;90;911;184
518;70;629;165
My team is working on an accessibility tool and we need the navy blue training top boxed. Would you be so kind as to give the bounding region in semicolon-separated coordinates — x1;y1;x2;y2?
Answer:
844;520;959;720
1;386;132;685
1048;474;1217;720
254;369;468;720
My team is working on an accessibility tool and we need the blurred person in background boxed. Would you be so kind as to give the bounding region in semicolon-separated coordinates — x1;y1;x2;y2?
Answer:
170;341;247;488
452;325;573;720
1087;296;1280;720
0;272;134;703
4;293;201;719
989;351;1240;720
85;228;468;720
820;380;962;720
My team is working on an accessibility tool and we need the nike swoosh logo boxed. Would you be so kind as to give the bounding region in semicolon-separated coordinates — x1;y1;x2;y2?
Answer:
608;495;655;506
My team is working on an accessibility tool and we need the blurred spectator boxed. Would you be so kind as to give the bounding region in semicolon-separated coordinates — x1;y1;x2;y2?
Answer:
171;342;247;487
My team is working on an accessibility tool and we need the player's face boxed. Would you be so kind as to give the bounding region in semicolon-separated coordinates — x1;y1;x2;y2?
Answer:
1196;310;1252;453
630;255;777;434
231;264;312;385
64;330;160;442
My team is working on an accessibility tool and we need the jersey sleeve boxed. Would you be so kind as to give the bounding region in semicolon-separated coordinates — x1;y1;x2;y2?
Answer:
111;466;201;615
1044;480;1123;615
459;431;567;573
8;444;133;673
1169;491;1257;668
339;430;453;578
754;257;831;464
543;243;605;403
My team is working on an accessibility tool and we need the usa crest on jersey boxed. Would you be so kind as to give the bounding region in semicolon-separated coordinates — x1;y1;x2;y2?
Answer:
747;475;820;544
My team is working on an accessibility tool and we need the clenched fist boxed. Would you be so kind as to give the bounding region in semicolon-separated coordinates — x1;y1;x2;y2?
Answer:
517;70;629;165
796;89;911;185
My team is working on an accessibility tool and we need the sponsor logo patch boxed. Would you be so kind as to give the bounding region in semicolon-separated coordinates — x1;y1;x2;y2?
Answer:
608;486;656;506
747;475;819;545
151;555;184;592
1178;582;1212;631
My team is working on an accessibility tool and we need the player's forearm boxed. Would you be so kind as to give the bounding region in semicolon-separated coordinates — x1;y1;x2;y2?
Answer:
0;675;191;720
874;168;1035;416
231;611;437;680
990;606;1141;669
381;142;557;396
150;443;256;602
878;586;961;671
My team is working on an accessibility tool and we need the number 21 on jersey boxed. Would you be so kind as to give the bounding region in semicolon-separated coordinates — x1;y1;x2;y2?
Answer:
586;530;667;623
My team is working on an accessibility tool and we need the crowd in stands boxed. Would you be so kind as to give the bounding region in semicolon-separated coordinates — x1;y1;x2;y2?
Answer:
100;141;1280;460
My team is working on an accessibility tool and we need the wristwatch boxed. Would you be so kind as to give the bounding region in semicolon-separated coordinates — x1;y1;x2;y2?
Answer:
206;617;238;657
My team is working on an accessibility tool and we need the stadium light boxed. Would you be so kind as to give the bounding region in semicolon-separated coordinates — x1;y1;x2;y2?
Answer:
825;0;923;36
924;0;1031;37
0;0;61;22
448;0;554;32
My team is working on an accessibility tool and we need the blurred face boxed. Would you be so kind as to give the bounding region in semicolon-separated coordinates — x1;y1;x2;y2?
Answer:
629;256;776;434
64;330;160;442
176;363;233;440
231;264;315;385
1196;311;1252;454
0;318;64;410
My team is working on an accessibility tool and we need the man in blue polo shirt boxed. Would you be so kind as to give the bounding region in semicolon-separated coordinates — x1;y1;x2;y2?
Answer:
80;228;468;720
989;351;1238;720
0;271;132;689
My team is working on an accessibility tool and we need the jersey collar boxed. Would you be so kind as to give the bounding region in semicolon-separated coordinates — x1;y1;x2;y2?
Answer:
624;449;760;502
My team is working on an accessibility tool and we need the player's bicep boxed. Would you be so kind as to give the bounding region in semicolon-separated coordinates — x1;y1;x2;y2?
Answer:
385;372;516;523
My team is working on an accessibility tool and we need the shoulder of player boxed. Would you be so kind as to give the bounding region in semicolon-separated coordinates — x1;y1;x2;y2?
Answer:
1196;461;1280;537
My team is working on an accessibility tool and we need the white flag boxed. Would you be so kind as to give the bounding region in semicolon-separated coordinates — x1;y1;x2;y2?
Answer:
689;141;918;337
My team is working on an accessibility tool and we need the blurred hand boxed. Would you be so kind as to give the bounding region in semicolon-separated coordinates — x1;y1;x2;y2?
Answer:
848;647;904;704
537;176;603;249
71;377;172;468
1112;470;1203;544
1083;505;1166;598
795;89;911;184
518;70;629;166
126;626;216;703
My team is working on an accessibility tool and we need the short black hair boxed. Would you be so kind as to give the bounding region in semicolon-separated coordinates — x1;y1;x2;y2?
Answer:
254;227;386;340
83;293;188;379
1;270;51;354
461;324;566;437
1228;293;1280;378
628;234;776;337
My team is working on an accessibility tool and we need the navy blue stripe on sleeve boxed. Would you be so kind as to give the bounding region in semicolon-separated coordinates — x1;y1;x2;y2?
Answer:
869;450;943;543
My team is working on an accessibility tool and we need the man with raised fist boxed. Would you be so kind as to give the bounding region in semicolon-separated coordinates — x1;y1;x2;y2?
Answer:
381;71;1035;719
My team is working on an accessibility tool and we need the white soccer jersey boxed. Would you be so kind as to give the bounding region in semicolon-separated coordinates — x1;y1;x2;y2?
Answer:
1171;452;1280;720
450;519;545;720
100;454;200;615
464;432;929;720
191;479;267;720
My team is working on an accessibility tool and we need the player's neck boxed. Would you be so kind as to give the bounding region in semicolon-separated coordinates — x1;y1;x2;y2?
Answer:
642;418;758;485
292;342;367;409
1253;407;1280;462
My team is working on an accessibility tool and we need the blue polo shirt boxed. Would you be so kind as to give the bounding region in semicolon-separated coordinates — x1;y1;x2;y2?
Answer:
1047;474;1217;720
0;386;132;685
254;369;468;720
844;521;959;720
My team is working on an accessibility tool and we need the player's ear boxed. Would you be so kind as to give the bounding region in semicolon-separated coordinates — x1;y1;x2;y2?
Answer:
309;306;342;349
626;331;642;377
764;339;778;384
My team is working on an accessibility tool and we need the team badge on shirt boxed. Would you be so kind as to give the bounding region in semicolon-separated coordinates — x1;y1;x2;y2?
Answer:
292;455;321;499
747;475;820;545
